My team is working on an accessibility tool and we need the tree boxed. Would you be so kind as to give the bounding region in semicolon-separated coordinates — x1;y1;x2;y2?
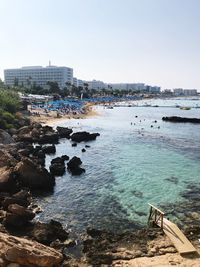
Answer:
14;77;19;86
47;81;60;94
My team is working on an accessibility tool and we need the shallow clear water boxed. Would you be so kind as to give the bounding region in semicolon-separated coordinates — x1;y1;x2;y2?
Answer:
34;99;200;233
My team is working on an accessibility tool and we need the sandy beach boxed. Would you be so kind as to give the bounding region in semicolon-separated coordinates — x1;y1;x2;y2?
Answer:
29;103;99;125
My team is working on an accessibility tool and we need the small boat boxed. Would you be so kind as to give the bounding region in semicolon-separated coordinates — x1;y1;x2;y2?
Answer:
180;106;191;110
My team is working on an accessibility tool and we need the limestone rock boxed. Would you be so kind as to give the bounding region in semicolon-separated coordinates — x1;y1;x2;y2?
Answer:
0;232;63;267
0;167;16;192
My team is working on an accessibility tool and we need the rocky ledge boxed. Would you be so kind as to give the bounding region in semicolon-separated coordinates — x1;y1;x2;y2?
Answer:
162;116;200;123
0;231;63;267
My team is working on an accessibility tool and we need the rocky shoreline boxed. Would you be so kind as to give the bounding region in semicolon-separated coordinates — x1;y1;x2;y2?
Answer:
0;120;200;266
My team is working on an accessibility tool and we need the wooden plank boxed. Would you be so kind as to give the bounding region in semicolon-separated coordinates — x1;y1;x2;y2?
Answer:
158;218;197;255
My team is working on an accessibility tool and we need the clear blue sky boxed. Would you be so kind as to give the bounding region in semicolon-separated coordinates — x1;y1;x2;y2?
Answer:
0;0;200;89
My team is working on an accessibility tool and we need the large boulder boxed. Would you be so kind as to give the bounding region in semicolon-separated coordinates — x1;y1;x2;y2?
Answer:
56;126;73;138
15;133;34;143
42;145;56;154
0;149;17;168
4;204;35;227
0;167;16;192
0;232;63;267
2;189;31;209
0;130;14;144
15;158;55;190
67;156;85;175
51;157;65;165
49;163;66;176
16;125;59;144
17;125;32;136
31;220;69;245
8;204;35;220
70;131;100;142
38;133;59;144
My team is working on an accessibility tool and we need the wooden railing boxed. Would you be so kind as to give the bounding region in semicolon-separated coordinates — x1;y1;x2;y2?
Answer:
148;203;165;229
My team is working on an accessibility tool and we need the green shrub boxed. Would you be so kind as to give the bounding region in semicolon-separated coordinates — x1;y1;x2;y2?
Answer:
0;119;7;129
0;89;20;114
1;111;15;124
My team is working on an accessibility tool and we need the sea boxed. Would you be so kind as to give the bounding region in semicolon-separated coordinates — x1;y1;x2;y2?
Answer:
34;97;200;234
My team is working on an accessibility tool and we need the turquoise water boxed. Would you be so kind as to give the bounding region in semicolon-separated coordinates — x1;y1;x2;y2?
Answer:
34;99;200;233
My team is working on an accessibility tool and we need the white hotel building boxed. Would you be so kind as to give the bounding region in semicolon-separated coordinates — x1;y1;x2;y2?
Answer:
4;65;73;89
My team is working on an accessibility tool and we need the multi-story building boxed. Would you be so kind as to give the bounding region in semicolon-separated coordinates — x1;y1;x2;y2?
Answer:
147;86;161;93
87;80;106;90
77;79;84;88
110;83;146;91
4;65;73;89
173;88;184;96
173;88;197;96
73;77;78;87
183;89;197;96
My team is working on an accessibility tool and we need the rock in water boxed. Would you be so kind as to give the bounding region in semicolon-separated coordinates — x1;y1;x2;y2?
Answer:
56;126;73;138
70;131;100;142
0;232;63;266
38;133;59;144
42;145;56;154
162;116;200;123
67;156;85;175
49;163;66;176
15;158;55;190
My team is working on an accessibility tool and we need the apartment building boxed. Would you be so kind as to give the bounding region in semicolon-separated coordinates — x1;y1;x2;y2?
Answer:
87;80;106;90
4;65;73;89
173;88;197;96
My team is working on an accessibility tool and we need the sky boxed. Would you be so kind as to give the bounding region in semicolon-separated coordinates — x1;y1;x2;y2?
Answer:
0;0;200;89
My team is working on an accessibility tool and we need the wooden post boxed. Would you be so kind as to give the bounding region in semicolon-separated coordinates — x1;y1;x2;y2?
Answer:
148;206;153;225
154;209;157;223
161;214;163;229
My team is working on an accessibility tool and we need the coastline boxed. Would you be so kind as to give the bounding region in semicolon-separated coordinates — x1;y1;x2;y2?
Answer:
0;98;200;266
